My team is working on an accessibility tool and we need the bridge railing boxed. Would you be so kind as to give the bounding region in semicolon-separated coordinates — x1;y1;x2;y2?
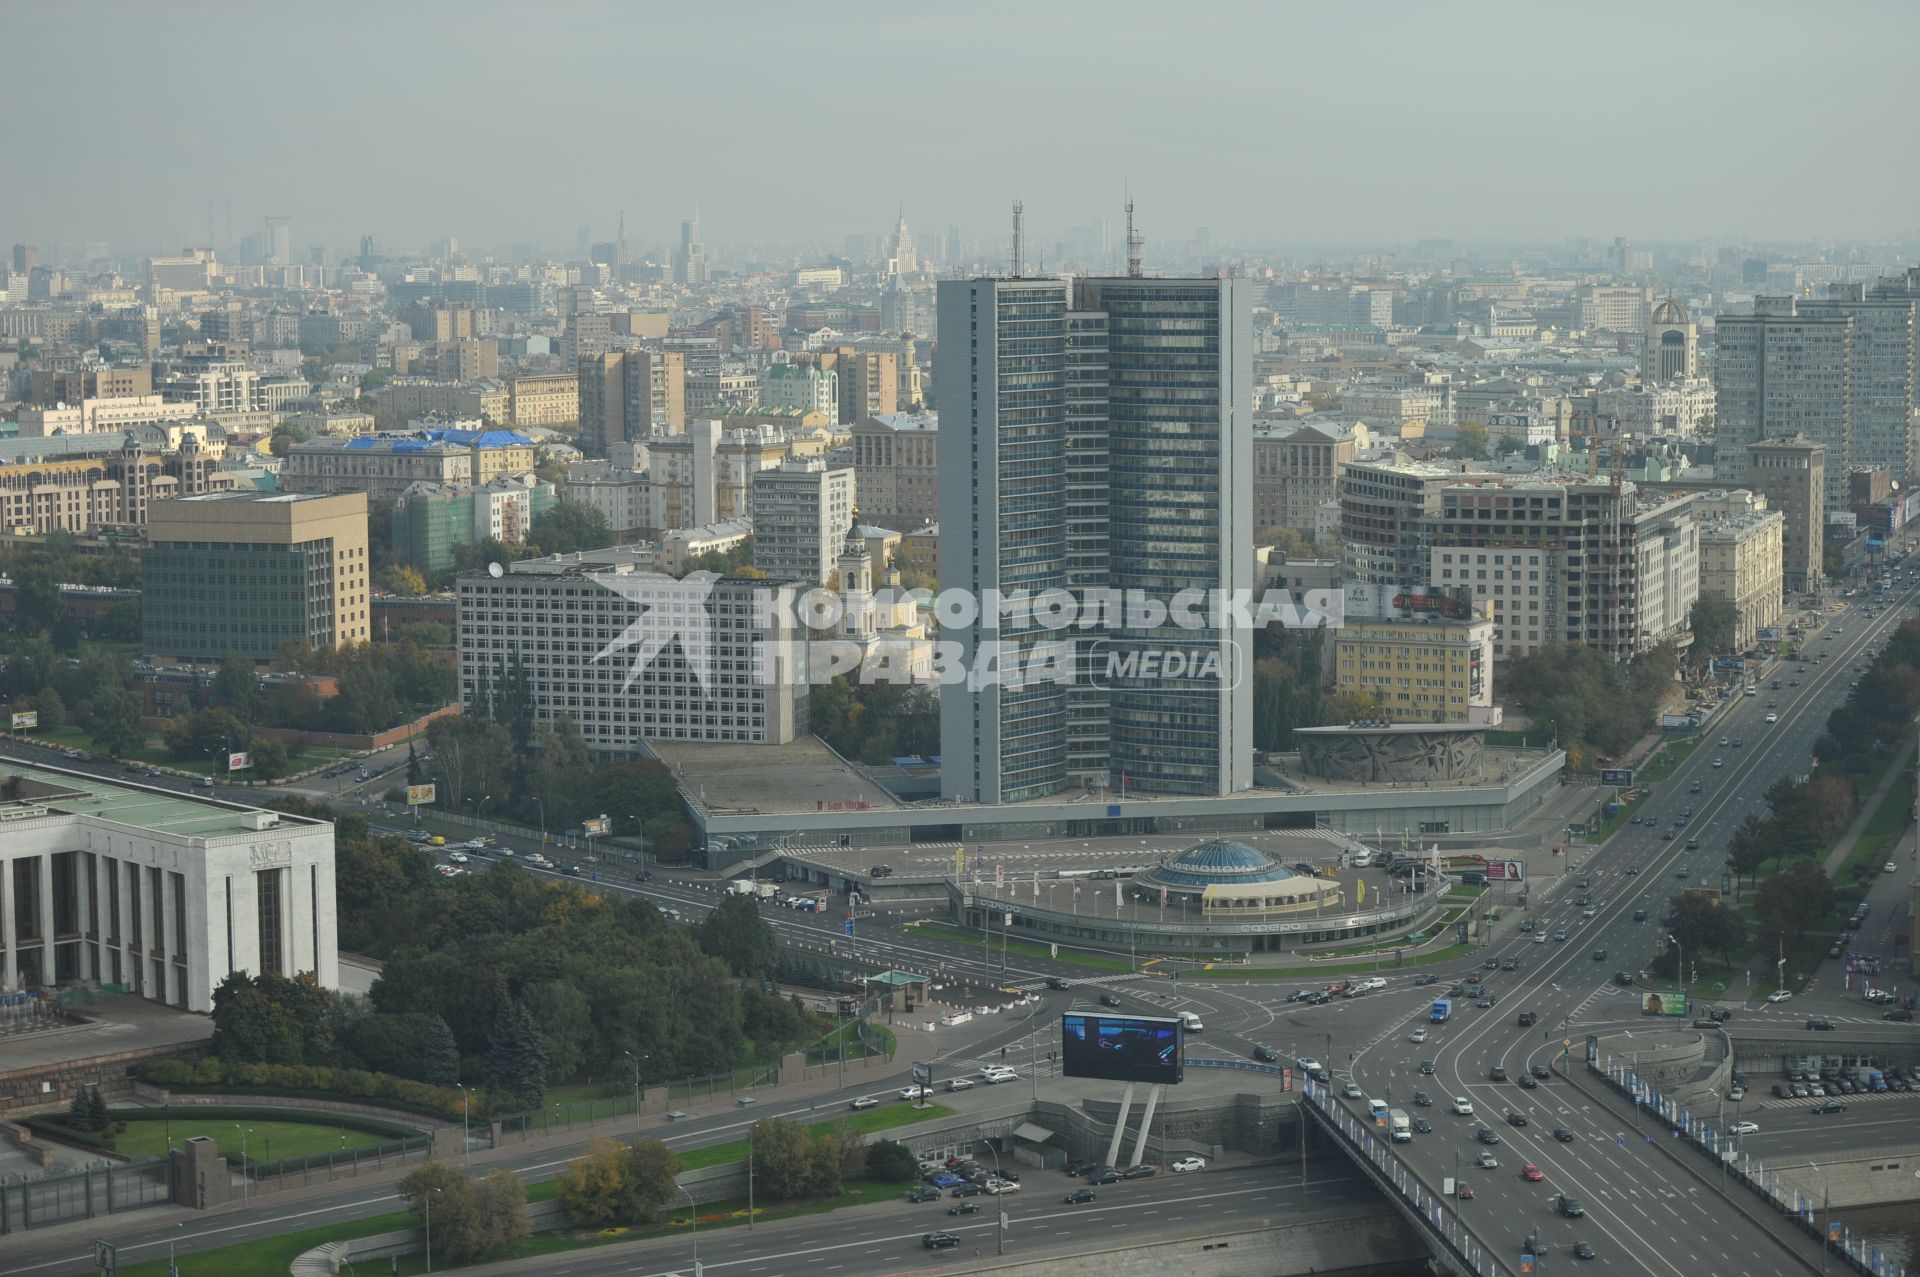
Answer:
1301;1076;1512;1277
1595;1055;1915;1277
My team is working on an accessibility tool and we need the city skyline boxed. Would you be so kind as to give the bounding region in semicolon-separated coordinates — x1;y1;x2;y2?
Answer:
6;1;1920;255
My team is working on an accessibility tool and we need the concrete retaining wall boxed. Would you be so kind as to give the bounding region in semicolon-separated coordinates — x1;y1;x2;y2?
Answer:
128;1083;446;1130
0;1039;210;1117
1767;1146;1920;1210
935;1207;1414;1277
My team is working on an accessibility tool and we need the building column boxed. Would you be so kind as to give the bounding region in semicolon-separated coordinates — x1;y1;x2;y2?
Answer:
161;871;181;1009
117;860;136;995
1;862;15;991
74;854;93;981
37;853;55;987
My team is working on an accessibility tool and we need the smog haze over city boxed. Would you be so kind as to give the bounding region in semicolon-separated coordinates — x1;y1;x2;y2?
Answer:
6;0;1920;254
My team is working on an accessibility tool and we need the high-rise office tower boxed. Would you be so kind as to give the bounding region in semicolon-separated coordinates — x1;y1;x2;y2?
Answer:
674;211;709;286
1801;273;1919;482
1644;297;1697;383
936;276;1251;803
1747;437;1826;592
1713;297;1853;510
887;209;917;275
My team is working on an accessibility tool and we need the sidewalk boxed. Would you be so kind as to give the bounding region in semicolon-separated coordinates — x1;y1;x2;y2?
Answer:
1820;732;1916;877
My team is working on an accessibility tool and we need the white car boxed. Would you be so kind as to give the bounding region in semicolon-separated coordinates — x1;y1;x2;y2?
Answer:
979;1066;1017;1084
1296;1057;1322;1075
1765;990;1793;1003
1886;862;1900;873
447;851;469;863
985;1178;1021;1193
1409;1028;1428;1044
1729;1121;1760;1135
898;1085;930;1101
849;1096;880;1110
1452;1097;1475;1116
1170;1156;1207;1173
1765;713;1777;723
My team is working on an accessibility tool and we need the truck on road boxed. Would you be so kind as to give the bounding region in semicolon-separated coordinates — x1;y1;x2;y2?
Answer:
1431;998;1453;1022
1390;1108;1412;1142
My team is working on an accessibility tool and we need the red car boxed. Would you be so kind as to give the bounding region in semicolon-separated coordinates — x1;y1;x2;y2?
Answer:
1456;1182;1474;1200
1521;1163;1544;1182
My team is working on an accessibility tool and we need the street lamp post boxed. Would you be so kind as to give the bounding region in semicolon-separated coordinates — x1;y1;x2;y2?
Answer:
1668;933;1685;1013
978;1140;1005;1256
424;1185;440;1274
678;1184;699;1275
748;1124;755;1229
622;1050;647;1131
1813;1163;1832;1276
532;795;547;844
455;1083;471;1166
233;1125;250;1204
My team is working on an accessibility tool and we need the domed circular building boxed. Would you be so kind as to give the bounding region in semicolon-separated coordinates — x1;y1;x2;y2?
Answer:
1134;838;1343;917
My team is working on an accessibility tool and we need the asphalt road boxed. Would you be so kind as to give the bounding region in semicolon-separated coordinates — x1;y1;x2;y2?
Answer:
448;1163;1380;1277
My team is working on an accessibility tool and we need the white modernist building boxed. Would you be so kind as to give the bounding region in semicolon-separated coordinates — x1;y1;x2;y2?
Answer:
0;760;338;1013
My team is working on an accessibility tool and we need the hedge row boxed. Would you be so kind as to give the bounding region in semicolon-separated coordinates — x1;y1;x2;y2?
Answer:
24;1106;424;1157
140;1059;481;1123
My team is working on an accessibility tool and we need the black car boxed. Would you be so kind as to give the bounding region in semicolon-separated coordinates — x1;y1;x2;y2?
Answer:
1413;1089;1433;1106
1063;1188;1097;1204
947;1201;980;1216
1558;1194;1585;1218
1815;1100;1847;1114
1477;1127;1501;1145
923;1232;961;1250
1123;1163;1158;1179
1592;949;1607;961
1614;971;1634;986
1253;1045;1279;1063
1519;1074;1538;1089
1573;1241;1596;1260
1772;1083;1792;1099
1098;993;1121;1008
1420;1059;1436;1075
1063;1159;1095;1176
1046;976;1071;990
1553;1127;1576;1142
908;1185;941;1202
1415;974;1439;986
1807;1018;1836;1031
1506;1111;1529;1127
1884;1009;1916;1022
870;864;894;878
952;1183;985;1197
1412;1117;1433;1133
1531;1065;1551;1080
1489;1066;1508;1081
1087;1168;1122;1185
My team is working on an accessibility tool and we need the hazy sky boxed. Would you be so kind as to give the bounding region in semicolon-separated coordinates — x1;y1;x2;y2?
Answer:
6;0;1919;258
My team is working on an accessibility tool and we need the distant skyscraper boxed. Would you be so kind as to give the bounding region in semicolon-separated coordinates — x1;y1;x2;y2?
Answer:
266;218;292;268
11;244;39;275
1644;297;1698;383
1714;297;1853;509
946;225;961;266
674;211;708;285
936;275;1252;803
1801;272;1919;482
887;209;917;275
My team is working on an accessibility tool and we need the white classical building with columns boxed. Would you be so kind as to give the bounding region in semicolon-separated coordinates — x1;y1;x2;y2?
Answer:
0;760;338;1013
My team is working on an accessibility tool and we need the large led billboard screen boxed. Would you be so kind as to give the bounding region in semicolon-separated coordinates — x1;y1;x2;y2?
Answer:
1060;1012;1183;1085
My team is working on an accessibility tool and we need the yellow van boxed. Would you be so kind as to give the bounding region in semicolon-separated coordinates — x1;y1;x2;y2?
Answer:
428;835;446;847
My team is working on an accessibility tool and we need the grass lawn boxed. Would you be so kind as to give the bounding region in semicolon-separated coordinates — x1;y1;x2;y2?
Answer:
903;919;1143;970
1638;736;1700;785
677;1103;953;1171
111;1116;392;1162
22;725;351;776
1836;770;1913;884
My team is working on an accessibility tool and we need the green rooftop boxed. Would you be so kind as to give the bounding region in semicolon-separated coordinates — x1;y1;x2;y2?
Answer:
0;758;317;840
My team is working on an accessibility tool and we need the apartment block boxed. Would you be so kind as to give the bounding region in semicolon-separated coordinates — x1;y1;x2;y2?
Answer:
750;456;855;584
1333;612;1495;724
1253;421;1356;535
849;412;938;531
1747;436;1827;592
1698;507;1785;652
577;349;685;455
1714;297;1853;508
0;430;229;534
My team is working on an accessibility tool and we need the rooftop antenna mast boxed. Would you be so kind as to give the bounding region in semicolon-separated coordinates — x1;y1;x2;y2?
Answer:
1125;188;1144;279
1010;200;1024;278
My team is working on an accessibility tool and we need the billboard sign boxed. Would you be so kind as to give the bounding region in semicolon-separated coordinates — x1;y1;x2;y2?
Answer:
226;751;252;771
1484;860;1525;882
1641;988;1687;1018
405;784;437;806
1600;769;1633;787
582;816;610;836
9;710;37;730
1060;1012;1183;1085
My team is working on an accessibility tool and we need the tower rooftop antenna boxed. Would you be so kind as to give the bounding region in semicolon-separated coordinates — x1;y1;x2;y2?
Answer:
1125;187;1144;279
1010;200;1024;278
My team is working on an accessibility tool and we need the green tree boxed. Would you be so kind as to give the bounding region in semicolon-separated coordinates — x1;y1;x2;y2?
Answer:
380;564;428;596
1449;421;1490;460
27;686;65;733
696;893;781;979
1664;892;1747;968
864;1138;918;1182
485;998;549;1112
407;742;425;785
79;686;146;758
496;647;535;758
210;971;335;1065
398;1163;527;1264
249;738;290;781
1688;594;1739;661
527;716;597;830
427;713;513;813
12;559;61;634
161;707;249;764
530;502;614;555
421;1014;462;1086
1725;814;1773;887
555;1137;683;1227
211;653;258;722
1754;862;1836;951
750;1116;840;1201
